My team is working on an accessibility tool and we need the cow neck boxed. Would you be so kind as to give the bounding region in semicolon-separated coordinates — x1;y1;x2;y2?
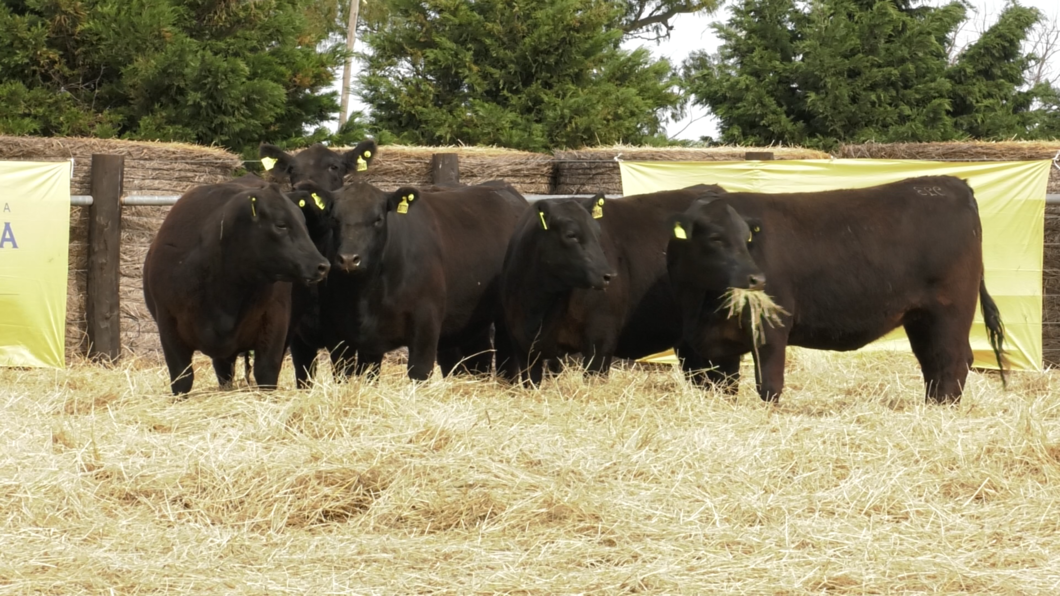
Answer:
198;217;278;320
368;213;420;296
511;238;575;342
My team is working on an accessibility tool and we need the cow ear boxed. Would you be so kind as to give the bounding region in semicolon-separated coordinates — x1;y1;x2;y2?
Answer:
535;200;553;231
345;139;378;174
245;192;260;221
388;187;419;214
581;193;606;220
259;144;296;177
292;181;333;213
668;214;693;241
745;217;763;241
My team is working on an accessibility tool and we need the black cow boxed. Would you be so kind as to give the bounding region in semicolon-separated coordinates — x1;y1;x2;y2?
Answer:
259;140;377;190
665;176;1006;404
499;186;724;386
256;140;378;384
313;180;529;380
143;183;330;395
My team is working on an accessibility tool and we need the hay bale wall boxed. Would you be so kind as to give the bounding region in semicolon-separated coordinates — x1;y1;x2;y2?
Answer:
553;146;831;194
4;137;1059;368
338;145;554;194
0;136;241;360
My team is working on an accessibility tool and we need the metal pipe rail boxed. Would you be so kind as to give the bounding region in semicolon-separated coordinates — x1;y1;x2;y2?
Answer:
70;193;627;206
72;194;1060;206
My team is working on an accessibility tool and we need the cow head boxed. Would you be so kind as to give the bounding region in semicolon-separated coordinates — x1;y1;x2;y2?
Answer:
532;195;616;291
667;198;766;296
220;184;330;285
329;181;396;274
258;139;378;190
287;182;338;256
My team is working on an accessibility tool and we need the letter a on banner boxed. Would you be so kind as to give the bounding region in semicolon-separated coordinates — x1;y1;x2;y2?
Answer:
0;161;71;368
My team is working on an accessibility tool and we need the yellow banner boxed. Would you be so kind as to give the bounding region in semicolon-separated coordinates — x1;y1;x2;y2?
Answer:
621;159;1050;372
0;161;71;368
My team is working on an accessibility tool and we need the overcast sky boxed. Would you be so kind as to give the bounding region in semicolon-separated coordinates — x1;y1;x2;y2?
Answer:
647;0;1060;141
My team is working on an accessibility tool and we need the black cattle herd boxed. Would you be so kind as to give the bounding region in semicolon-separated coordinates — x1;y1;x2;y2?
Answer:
142;139;1007;404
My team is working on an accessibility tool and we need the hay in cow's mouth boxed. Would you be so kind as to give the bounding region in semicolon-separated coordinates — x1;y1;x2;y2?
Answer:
719;287;788;345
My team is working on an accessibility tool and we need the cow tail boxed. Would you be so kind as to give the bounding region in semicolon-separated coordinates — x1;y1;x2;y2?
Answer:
979;276;1006;388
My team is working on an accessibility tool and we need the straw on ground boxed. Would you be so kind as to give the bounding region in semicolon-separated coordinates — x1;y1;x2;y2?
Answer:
1;351;1058;594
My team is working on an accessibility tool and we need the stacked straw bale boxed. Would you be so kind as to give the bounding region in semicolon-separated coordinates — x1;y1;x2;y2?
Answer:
0;136;242;360
552;145;831;194
333;144;554;194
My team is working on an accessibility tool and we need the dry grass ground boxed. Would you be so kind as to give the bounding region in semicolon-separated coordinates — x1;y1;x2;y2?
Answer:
1;350;1059;595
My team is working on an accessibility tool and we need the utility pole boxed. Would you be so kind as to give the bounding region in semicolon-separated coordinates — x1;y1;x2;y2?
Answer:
338;0;361;127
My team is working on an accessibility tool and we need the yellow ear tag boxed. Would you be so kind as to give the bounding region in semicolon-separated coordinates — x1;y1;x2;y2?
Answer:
592;198;604;219
673;222;687;240
396;194;410;214
753;226;761;233
250;196;258;217
747;232;753;243
298;199;306;208
538;211;548;230
357;156;368;172
312;193;326;210
363;149;372;158
261;157;277;171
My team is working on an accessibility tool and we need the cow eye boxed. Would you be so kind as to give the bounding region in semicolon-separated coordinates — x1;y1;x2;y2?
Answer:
708;234;724;244
564;231;578;242
329;164;339;171
374;215;384;227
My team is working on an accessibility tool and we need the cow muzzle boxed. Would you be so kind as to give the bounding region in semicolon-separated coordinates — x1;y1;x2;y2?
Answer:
336;253;363;273
591;271;617;291
748;273;766;291
305;259;330;284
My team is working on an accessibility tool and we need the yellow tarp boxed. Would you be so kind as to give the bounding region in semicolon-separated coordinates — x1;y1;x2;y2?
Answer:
0;161;71;368
622;159;1049;372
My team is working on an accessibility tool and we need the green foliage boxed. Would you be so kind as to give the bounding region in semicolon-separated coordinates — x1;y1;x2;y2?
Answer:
947;3;1042;139
0;0;346;153
685;0;1056;149
358;0;682;152
621;0;723;39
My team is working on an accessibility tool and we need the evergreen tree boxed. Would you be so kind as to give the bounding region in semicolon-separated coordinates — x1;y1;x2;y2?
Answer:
684;0;1051;148
947;3;1042;139
0;0;346;154
358;0;682;152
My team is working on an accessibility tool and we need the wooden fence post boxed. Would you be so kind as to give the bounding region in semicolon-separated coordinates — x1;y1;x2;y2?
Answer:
431;153;460;185
86;154;123;361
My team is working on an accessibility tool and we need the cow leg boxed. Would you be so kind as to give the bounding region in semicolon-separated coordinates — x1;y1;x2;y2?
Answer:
329;343;357;380
751;342;786;403
354;352;383;378
582;344;614;377
407;311;442;381
289;336;318;389
904;311;973;405
212;356;238;390
516;347;545;387
253;342;285;391
705;355;742;394
675;342;741;391
546;357;564;377
436;347;464;377
158;322;195;396
494;319;520;382
460;329;495;376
